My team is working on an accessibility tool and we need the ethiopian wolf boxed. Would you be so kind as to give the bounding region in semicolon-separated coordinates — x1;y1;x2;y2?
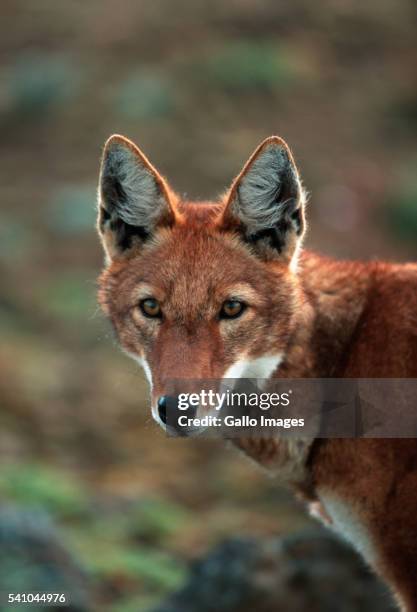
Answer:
96;134;417;610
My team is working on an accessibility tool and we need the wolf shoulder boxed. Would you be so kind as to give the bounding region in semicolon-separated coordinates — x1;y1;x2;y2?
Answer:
343;261;417;378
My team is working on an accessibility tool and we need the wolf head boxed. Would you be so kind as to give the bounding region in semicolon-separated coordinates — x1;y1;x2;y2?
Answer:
97;135;307;427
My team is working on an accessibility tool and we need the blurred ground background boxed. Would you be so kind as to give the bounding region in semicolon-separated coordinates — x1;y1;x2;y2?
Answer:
0;1;416;610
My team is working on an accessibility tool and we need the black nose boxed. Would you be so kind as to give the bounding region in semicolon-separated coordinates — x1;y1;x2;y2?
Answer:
157;395;196;432
157;396;168;424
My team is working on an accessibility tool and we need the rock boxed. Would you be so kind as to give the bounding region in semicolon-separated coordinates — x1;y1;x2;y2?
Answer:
151;530;394;612
0;505;91;611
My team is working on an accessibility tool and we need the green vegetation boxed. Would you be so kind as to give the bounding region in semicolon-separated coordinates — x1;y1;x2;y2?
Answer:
46;186;97;235
0;464;88;518
0;216;36;264
0;464;188;609
115;71;176;120
383;168;417;242
8;54;79;117
33;273;96;322
202;41;295;92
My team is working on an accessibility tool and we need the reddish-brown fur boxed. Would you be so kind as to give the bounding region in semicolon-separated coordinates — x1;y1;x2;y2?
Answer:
97;134;417;610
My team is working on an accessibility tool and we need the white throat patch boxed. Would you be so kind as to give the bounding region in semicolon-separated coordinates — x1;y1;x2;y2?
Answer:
223;353;283;383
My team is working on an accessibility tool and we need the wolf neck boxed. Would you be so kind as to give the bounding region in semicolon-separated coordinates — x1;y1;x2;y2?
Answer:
280;250;372;379
232;252;372;484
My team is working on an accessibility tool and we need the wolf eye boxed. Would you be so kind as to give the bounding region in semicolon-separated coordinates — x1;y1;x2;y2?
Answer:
139;298;161;318
220;300;246;319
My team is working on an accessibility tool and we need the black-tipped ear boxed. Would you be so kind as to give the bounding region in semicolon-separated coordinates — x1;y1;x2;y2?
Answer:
222;136;306;265
97;135;174;261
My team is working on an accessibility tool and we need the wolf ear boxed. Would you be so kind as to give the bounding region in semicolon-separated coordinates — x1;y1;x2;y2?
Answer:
97;135;175;261
222;136;306;266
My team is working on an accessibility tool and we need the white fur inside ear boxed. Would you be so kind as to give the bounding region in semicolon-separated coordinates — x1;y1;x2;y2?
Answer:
237;144;299;231
101;143;167;229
